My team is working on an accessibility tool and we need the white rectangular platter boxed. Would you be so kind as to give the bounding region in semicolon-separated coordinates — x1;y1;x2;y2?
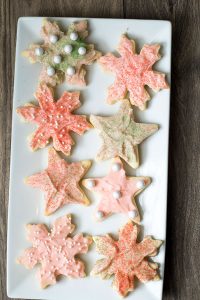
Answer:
7;17;171;300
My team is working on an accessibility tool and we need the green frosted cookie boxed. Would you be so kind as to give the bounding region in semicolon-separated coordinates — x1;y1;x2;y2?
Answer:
90;100;158;168
23;19;101;86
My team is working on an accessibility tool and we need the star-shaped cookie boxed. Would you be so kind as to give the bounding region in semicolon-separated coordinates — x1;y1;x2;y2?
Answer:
17;83;91;155
91;222;162;297
17;214;92;288
99;34;168;110
23;19;101;86
90;100;158;168
25;148;91;215
82;157;150;222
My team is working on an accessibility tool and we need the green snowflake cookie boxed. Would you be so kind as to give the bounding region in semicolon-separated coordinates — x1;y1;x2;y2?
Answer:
23;19;101;86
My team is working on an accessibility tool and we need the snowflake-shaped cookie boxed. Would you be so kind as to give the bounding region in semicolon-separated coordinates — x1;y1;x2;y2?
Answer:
23;19;101;86
91;222;162;297
17;83;91;155
82;157;150;222
99;34;168;110
25;148;91;215
90;99;158;168
17;215;92;288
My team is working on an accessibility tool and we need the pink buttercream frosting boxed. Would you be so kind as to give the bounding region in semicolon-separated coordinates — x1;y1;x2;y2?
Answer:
98;34;168;110
17;215;92;288
83;157;150;222
17;84;91;155
25;147;91;215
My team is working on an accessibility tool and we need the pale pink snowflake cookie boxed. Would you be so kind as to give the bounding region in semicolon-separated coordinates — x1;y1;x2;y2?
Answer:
82;157;150;222
91;222;162;297
25;147;91;215
99;34;169;110
17;214;92;288
17;83;91;155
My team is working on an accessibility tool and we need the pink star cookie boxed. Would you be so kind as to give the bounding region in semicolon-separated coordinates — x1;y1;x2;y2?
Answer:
99;34;169;110
25;147;91;215
17;215;92;288
17;84;91;155
91;222;162;297
82;157;150;222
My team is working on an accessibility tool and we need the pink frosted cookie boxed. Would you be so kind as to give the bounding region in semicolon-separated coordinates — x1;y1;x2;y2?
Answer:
25;147;91;215
17;215;92;288
82;157;150;222
91;222;162;297
90;99;158;168
22;19;101;86
99;34;169;110
17;83;91;155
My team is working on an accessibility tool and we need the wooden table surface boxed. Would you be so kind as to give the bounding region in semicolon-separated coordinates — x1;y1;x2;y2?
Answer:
0;1;200;299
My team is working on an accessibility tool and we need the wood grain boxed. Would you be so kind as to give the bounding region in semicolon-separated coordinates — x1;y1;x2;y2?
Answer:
0;0;200;299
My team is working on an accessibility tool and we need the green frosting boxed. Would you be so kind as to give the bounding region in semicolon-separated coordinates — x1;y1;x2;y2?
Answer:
90;100;158;168
23;19;101;86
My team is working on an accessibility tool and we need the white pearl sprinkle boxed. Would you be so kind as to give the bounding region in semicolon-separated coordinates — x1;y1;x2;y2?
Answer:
78;46;86;55
59;134;63;138
53;55;62;64
112;190;121;199
49;34;58;44
136;180;146;189
31;114;35;119
70;32;78;41
128;210;137;219
64;44;73;54
62;141;65;145
47;66;55;76
67;66;75;76
60;105;63;109
86;180;95;189
35;47;44;56
112;163;121;172
96;211;104;220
